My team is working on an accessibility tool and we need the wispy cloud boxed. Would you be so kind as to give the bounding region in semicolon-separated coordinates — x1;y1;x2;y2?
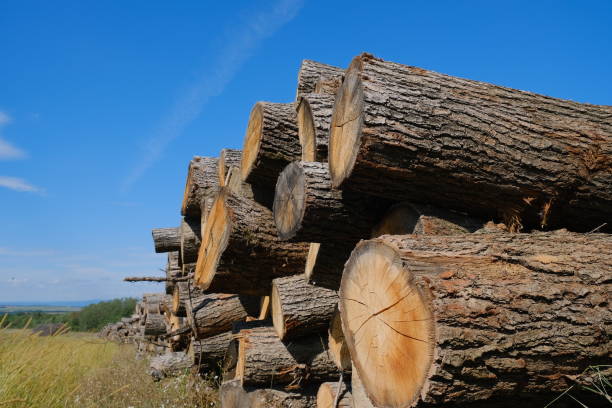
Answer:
0;176;44;194
122;0;304;191
0;111;26;160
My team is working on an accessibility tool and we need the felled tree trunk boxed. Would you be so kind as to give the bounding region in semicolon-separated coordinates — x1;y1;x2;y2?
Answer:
194;189;309;295
271;274;338;340
181;156;219;218
188;332;232;368
339;231;612;407
297;94;335;162
143;293;165;314
143;313;166;337
152;227;181;253
180;217;201;264
317;381;352;408
329;53;612;231
296;59;344;98
186;292;259;338
149;352;191;380
224;325;337;386
218;148;242;187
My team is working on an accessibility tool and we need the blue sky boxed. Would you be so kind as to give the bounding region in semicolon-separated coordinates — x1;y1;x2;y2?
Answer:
1;0;610;302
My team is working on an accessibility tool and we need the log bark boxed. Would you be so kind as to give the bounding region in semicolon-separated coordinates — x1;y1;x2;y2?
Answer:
166;251;181;294
240;102;300;201
188;332;232;368
218;148;242;187
220;381;318;408
274;161;388;243
186;292;259;338
152;227;181;253
226;165;273;209
181;156;219;218
149;351;191;380
296;59;344;98
194;189;309;295
329;53;612;231
328;307;351;372
317;381;352;408
339;231;612;407
180;217;201;264
314;77;342;95
297;94;335;162
224;325;338;387
143;313;166;337
143;293;165;314
271;274;338;340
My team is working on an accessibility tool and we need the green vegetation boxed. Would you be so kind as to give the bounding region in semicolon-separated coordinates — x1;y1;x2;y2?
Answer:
2;298;137;332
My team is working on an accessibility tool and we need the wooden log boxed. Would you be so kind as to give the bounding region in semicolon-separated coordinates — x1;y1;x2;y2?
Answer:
249;387;318;408
240;102;300;200
194;189;309;295
188;332;232;368
257;296;271;320
186;292;259;338
143;313;166;337
274;161;387;243
297;94;335;162
219;380;250;408
172;282;188;317
218;148;242;187
317;381;352;408
314;77;342;95
224;324;337;386
180;217;201;264
149;351;191;380
152;227;180;253
339;231;612;407
328;307;351;372
296;59;344;98
143;293;165;314
181;156;219;218
166;251;182;294
329;53;612;231
271;274;338;340
226;165;274;209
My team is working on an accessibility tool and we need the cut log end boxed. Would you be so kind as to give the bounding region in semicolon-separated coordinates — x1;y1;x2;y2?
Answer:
328;307;351;372
317;382;352;408
240;103;264;182
273;162;306;240
270;283;286;339
304;242;320;283
194;190;230;290
339;240;435;408
297;98;317;161
329;57;364;188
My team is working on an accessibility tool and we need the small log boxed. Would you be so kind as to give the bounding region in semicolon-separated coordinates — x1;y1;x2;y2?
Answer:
149;351;191;380
143;313;166;337
317;381;352;408
188;332;232;368
124;276;169;283
152;227;180;253
181;156;219;218
328;307;351;372
180;217;201;264
297;94;334;162
166;251;182;294
240;102;300;201
172;282;187;317
219;380;250;408
194;189;309;295
218;148;242;187
143;293;165;314
258;296;271;320
339;231;612;407
271;274;338;340
224;324;337;386
329;53;612;231
296;59;344;98
186;292;259;338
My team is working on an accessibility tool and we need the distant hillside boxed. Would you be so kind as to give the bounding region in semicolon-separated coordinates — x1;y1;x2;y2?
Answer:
0;299;104;307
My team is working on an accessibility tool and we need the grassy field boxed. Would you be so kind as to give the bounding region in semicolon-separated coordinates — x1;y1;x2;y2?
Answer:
0;319;219;408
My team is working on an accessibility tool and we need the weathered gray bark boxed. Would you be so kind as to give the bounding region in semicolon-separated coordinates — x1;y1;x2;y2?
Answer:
296;59;344;98
188;332;232;368
297;94;335;162
220;380;318;408
186;292;259;338
218;148;242;186
143;313;166;337
149;351;191;380
180;217;201;264
340;231;612;407
314;77;342;95
181;156;219;218
329;53;612;231
271;274;338;340
152;227;181;253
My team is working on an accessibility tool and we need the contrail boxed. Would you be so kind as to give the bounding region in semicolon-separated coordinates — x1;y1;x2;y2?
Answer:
122;0;304;192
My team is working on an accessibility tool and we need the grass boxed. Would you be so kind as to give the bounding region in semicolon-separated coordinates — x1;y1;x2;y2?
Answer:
0;316;219;407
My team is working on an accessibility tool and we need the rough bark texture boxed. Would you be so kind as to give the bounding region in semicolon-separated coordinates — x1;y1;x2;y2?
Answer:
220;380;318;408
340;231;612;407
297;94;335;162
152;227;181;253
195;189;309;296
226;165;273;209
296;59;344;98
218;148;242;187
329;53;612;231
186;292;259;338
165;251;181;294
274;161;388;243
143;313;166;337
241;102;301;203
189;332;232;368
180;217;201;264
271;274;338;340
225;325;338;387
149;352;191;380
143;293;165;314
314;77;342;95
317;381;352;408
182;156;219;218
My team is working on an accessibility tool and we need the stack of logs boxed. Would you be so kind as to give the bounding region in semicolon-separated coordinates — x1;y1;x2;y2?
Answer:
114;54;611;407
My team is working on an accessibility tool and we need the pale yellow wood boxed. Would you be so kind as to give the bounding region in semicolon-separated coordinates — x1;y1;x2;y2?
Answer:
240;104;264;182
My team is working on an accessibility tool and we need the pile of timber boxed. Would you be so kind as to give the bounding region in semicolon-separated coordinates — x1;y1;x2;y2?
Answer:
99;315;140;343
115;54;610;407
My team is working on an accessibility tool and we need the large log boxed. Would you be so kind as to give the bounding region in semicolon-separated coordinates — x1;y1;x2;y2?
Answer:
271;274;338;340
180;217;201;264
218;148;242;187
296;59;344;98
297;94;335;162
152;227;180;253
224;325;337;386
240;102;300;201
143;313;166;337
149;351;191;380
181;156;219;218
194;189;309;295
188;332;232;368
339;231;612;407
186;292;259;338
274;161;387;243
317;381;352;408
329;53;612;231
